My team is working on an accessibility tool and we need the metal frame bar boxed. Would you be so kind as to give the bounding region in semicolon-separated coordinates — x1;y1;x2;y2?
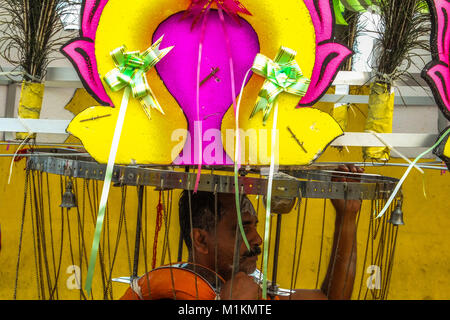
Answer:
25;151;400;201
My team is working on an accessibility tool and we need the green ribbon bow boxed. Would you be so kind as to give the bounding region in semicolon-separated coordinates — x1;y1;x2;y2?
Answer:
104;35;174;118
84;36;173;295
250;46;310;125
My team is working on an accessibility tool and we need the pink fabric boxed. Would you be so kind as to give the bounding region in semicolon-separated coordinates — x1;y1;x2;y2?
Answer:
81;0;109;39
298;0;352;107
422;0;450;120
153;10;259;165
61;0;112;106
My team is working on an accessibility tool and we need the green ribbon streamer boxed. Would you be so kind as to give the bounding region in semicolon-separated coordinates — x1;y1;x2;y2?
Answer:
250;46;310;125
334;0;349;25
261;102;279;300
85;86;131;295
340;0;367;12
84;38;173;294
376;127;450;219
104;35;174;118
250;46;309;299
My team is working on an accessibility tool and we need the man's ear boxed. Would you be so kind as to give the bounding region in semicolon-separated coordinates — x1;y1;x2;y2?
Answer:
192;228;210;255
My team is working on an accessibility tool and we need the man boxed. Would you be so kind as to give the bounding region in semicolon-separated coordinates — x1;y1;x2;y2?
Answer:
121;165;363;300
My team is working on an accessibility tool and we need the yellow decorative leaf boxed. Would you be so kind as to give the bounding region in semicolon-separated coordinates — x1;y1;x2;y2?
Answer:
67;103;187;165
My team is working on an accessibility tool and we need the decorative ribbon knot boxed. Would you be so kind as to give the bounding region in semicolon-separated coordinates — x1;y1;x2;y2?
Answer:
250;46;310;124
103;35;174;119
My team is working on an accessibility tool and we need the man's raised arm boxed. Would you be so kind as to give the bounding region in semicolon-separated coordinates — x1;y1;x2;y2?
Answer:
283;164;362;300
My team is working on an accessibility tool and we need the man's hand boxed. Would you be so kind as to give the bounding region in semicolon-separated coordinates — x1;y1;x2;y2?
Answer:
330;164;364;216
220;272;261;300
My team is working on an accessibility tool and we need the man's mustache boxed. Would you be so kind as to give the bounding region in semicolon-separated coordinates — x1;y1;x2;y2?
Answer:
242;246;262;258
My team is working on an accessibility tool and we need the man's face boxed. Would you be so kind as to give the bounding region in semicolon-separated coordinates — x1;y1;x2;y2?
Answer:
207;194;262;281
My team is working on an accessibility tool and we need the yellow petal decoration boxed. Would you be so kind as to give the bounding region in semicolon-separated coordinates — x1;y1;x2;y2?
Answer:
433;126;450;169
67;104;187;165
64;88;102;145
445;140;450;158
221;93;344;165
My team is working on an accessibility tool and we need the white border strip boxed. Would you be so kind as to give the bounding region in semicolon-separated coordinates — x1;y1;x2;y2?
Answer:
0;118;439;148
331;132;437;147
0;119;69;134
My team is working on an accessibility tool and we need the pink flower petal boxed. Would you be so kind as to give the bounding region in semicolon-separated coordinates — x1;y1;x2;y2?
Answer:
61;38;113;106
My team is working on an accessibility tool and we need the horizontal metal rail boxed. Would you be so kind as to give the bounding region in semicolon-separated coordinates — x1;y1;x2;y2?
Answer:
25;151;400;201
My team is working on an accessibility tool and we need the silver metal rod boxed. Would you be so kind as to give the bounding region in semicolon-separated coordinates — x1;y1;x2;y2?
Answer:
316;162;447;171
0;141;84;148
0;153;90;157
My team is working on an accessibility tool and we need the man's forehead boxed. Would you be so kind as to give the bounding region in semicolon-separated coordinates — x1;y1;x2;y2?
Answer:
219;193;257;217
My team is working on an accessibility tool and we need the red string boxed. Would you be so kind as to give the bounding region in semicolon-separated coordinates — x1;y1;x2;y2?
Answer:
185;0;251;28
152;191;164;270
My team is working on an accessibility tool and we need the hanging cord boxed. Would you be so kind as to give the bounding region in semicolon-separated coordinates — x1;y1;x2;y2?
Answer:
293;198;309;289
161;186;177;299
160;187;174;265
82;179;95;299
120;185;134;279
187;186;199;300
30;170;45;299
65;185;82;296
383;223;399;299
73;178;89;300
377;199;398;300
315;199;327;289
48;176;66;300
141;186;153;300
13;168;30;299
103;186;128;300
160;189;174;265
213;184;219;295
44;172;59;299
153;190;163;267
289;189;303;299
130;188;146;301
36;171;53;299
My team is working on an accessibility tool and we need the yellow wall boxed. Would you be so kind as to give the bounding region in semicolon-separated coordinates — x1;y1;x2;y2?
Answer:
0;98;449;300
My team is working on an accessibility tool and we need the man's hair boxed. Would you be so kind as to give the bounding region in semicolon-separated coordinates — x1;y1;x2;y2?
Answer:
178;190;226;251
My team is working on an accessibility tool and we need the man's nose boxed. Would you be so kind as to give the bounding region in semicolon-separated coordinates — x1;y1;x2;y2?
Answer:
249;228;263;247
